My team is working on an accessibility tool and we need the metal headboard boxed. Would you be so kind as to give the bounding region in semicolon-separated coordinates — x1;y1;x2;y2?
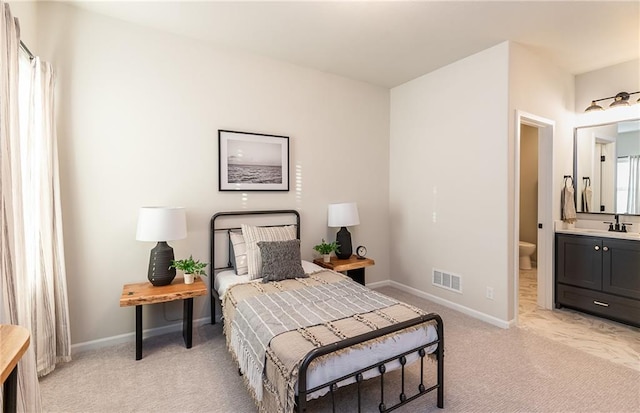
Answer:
209;209;301;323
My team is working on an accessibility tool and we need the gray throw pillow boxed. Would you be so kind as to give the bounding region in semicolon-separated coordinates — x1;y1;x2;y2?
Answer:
257;239;307;283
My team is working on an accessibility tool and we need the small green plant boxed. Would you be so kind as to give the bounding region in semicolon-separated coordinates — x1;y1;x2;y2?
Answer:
170;255;207;276
313;239;340;255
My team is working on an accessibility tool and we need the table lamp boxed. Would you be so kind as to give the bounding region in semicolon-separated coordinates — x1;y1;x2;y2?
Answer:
136;207;187;286
328;202;360;259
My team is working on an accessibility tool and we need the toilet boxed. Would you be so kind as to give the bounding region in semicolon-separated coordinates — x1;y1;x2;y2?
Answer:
519;241;536;270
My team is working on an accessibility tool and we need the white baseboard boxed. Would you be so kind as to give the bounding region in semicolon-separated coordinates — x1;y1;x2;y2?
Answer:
381;280;511;329
70;316;212;355
365;279;392;289
72;280;510;354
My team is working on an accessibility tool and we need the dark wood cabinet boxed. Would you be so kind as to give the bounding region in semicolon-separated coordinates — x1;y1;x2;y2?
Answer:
602;238;640;300
555;233;640;327
556;235;602;290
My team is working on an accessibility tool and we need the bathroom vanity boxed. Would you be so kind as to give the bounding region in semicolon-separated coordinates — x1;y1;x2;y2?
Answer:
562;118;640;327
555;230;640;327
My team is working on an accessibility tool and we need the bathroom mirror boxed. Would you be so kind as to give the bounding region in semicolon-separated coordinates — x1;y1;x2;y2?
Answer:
574;119;640;215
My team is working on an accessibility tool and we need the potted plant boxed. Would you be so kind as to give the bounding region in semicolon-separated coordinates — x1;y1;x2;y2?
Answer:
313;239;340;263
170;255;207;284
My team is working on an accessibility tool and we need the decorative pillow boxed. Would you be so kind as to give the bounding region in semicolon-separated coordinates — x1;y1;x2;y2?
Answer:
258;240;306;283
242;224;297;280
229;231;248;275
301;260;325;274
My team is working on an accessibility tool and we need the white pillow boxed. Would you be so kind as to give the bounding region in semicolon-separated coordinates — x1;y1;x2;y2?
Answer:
242;224;297;280
229;231;248;275
301;260;324;274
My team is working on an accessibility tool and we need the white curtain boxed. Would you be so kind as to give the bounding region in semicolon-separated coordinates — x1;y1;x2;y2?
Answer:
19;53;72;377
627;155;640;214
1;1;71;410
0;4;41;411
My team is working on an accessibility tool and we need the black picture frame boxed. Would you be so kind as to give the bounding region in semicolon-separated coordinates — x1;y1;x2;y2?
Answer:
218;130;290;191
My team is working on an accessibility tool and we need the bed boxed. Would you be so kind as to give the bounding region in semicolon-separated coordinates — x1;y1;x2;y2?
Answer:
210;210;444;413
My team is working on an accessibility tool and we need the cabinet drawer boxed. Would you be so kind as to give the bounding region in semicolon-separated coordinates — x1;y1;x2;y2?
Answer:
557;284;640;327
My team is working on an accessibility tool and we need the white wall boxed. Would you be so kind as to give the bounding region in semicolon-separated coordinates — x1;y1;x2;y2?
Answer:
15;2;391;345
508;42;575;202
389;41;576;325
508;42;575;319
390;43;510;323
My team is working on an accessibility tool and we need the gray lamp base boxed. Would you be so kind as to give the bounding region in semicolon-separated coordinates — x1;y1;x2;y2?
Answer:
148;241;176;286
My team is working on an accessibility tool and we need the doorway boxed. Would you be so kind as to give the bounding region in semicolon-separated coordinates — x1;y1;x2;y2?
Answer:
514;111;554;323
519;124;539;319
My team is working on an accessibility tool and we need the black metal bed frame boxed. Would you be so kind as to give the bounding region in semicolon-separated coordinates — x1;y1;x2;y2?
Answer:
210;210;444;412
209;209;301;322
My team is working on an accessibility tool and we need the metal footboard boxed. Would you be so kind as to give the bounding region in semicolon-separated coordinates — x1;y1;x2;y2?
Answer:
297;313;444;412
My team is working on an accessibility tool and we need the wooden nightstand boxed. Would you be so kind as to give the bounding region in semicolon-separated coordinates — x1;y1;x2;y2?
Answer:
313;255;375;285
120;277;207;360
1;325;29;413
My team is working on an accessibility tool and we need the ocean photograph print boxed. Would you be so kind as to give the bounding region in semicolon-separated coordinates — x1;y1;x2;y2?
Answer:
218;130;290;191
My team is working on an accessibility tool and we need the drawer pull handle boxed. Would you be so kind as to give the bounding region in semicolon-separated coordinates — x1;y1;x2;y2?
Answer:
593;300;609;307
594;245;600;251
602;246;609;251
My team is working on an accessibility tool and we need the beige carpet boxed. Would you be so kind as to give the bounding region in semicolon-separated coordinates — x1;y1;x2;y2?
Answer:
39;287;639;412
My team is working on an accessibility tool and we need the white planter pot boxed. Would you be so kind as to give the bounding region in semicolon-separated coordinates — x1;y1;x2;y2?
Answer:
184;273;195;284
323;254;331;263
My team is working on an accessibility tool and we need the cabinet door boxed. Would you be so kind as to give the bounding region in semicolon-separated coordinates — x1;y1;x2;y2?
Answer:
556;234;602;290
602;238;640;300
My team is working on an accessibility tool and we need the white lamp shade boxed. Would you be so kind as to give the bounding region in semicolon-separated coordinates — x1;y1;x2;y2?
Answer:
328;202;360;228
136;207;187;241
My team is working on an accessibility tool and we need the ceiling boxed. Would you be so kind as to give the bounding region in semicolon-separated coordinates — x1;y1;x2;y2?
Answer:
70;1;640;88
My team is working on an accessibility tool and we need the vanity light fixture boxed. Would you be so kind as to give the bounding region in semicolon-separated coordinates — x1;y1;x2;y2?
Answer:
585;91;640;112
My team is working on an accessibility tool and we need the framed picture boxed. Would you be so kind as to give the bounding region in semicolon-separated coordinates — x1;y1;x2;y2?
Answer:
218;130;290;191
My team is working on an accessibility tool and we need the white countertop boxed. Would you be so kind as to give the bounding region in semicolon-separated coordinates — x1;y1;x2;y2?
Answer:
555;227;640;241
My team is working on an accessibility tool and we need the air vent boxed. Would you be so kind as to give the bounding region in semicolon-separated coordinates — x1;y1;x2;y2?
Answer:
432;268;462;293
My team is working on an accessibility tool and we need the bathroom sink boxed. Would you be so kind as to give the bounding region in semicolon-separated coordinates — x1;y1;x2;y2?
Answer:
559;227;640;240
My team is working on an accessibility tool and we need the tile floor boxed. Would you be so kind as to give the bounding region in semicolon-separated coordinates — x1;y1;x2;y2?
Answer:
518;267;640;371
